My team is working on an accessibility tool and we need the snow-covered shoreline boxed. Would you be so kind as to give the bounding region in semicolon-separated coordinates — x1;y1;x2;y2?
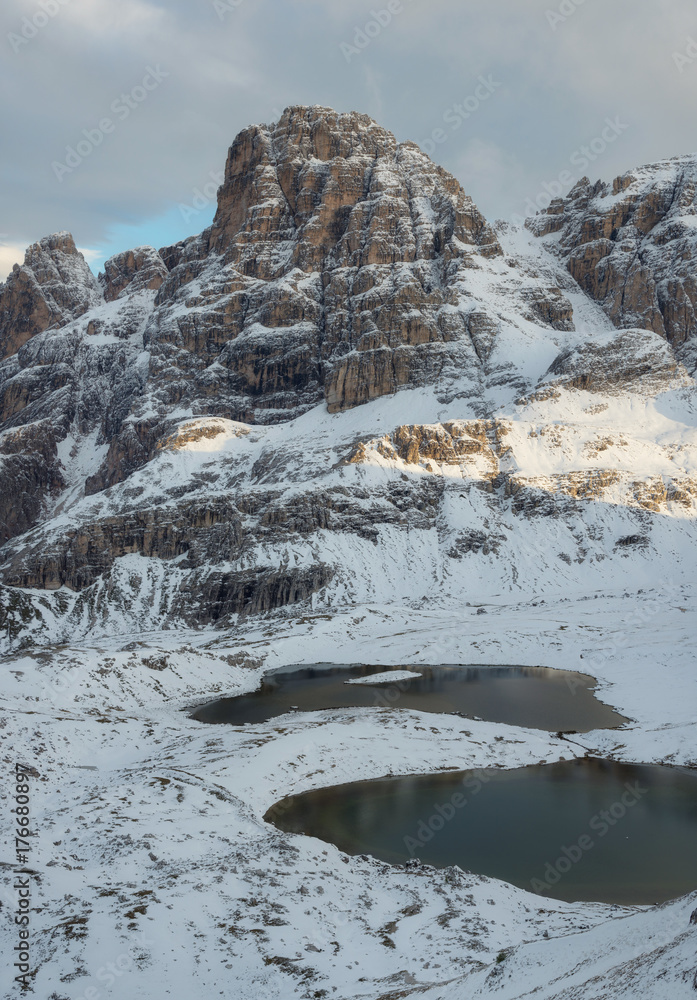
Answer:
2;591;696;999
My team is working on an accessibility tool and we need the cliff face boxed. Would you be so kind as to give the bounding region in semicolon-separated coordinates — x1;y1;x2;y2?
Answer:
1;107;696;644
528;156;697;355
0;106;572;526
92;106;511;492
0;232;101;360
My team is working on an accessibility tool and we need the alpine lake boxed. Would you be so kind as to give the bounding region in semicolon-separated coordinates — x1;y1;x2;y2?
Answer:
193;664;697;905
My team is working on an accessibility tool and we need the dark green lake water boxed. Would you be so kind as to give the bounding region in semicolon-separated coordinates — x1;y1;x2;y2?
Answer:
266;759;697;905
192;664;626;732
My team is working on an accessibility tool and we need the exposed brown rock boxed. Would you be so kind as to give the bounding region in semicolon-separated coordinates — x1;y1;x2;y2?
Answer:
157;419;248;452
88;105;505;485
0;232;101;359
519;287;575;331
0;111;694;639
100;246;168;301
529;159;697;352
346;421;507;490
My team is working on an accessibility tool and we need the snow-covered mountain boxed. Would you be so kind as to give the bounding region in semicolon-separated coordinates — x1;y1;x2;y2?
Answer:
2;107;697;647
2;106;697;1000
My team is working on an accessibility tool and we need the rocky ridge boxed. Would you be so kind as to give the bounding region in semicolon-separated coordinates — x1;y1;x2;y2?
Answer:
528;155;697;357
1;108;697;646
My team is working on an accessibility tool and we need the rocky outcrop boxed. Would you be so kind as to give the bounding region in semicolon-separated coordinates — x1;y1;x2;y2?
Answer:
541;329;690;395
0;274;154;541
89;105;513;486
2;474;447;591
519;287;574;331
100;246;168;302
0;107;583;510
506;471;697;515
0;233;101;359
174;563;335;623
347;421;500;482
528;157;697;353
0;109;695;638
0;422;63;543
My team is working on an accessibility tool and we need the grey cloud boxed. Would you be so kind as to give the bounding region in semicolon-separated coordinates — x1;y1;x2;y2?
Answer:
0;0;695;276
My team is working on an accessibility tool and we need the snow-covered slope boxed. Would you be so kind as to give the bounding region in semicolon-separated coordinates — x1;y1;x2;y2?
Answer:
528;154;697;359
2;595;696;999
2;218;697;647
2;111;697;649
1;107;696;1000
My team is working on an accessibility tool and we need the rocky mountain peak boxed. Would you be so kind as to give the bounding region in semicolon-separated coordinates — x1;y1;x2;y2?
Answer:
23;230;79;268
207;103;497;271
529;154;697;353
2;112;696;632
79;104;517;497
0;230;101;359
99;245;168;302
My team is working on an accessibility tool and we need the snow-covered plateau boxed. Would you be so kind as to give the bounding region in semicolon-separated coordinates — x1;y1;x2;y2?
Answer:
1;106;696;998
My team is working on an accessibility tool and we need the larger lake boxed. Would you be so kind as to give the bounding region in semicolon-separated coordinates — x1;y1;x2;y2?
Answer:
192;664;627;732
266;759;697;905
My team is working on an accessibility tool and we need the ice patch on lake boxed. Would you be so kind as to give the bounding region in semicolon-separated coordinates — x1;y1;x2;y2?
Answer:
345;669;421;685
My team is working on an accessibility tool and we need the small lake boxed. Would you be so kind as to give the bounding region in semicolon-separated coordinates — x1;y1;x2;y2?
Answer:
266;759;697;905
191;664;626;732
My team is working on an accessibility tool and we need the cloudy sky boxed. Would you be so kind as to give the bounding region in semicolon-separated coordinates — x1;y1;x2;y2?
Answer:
1;0;695;279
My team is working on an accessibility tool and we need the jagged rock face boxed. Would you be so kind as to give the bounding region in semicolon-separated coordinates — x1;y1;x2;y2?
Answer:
0;234;111;543
1;109;696;639
1;473;445;623
0;422;63;544
100;246;168;302
89;106;505;489
347;421;501;483
0;265;155;541
528;157;697;351
0;232;102;359
0;107;575;517
541;329;690;395
209;106;499;271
